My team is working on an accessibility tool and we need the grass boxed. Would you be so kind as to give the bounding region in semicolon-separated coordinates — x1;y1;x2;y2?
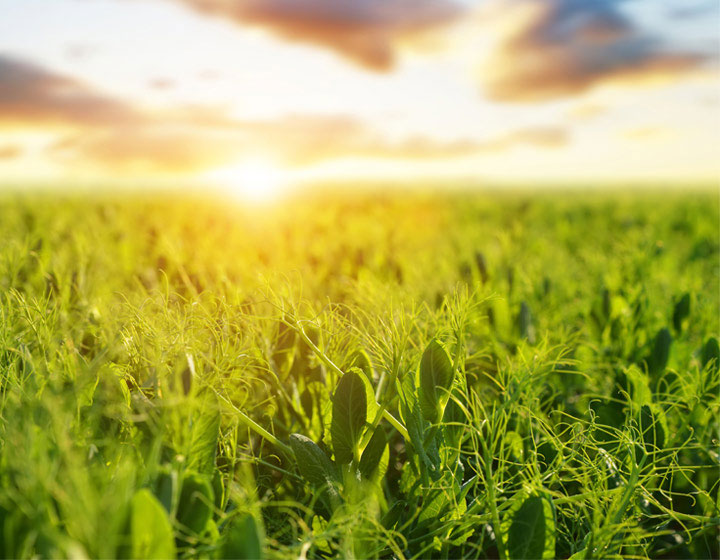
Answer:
0;187;717;559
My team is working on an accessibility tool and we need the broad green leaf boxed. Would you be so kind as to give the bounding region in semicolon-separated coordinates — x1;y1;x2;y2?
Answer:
475;251;489;284
417;471;458;524
418;339;455;424
517;301;536;344
536;440;558;471
673;293;691;332
130;489;176;560
212;470;225;511
442;393;466;449
648;328;672;376
624;365;652;407
590;398;625;446
349;349;373;380
187;396;220;475
176;472;214;536
701;336;719;372
489;298;511;338
504;431;524;462
272;318;296;374
289;433;339;489
220;512;264;560
398;374;438;476
505;495;555;560
359;428;387;480
352;367;379;426
331;370;367;464
153;467;177;514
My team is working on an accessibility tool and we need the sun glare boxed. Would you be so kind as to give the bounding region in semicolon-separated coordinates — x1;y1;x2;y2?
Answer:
205;159;290;203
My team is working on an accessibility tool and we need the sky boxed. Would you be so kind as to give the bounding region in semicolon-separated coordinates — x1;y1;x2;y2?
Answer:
0;0;718;195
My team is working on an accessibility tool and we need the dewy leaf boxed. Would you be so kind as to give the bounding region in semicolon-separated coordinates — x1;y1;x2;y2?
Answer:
289;433;339;489
220;512;265;560
130;489;176;560
505;495;555;560
418;339;455;424
358;428;387;480
331;370;367;464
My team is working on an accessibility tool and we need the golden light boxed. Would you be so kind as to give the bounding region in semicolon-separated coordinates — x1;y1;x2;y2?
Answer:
204;158;291;202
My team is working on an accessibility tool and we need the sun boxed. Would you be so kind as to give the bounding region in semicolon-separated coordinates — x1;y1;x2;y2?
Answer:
205;158;289;202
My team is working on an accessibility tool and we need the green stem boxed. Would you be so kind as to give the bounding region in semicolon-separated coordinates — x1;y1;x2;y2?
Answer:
214;390;293;456
479;429;507;560
382;409;410;441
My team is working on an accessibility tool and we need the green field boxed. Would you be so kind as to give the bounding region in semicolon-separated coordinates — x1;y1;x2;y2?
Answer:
0;189;718;559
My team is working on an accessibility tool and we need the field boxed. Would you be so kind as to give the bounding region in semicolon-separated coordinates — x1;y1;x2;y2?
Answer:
0;188;718;559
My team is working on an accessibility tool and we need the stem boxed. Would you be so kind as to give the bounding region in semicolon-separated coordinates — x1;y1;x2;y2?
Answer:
289;320;345;378
382;409;410;441
214;390;293;456
479;427;507;560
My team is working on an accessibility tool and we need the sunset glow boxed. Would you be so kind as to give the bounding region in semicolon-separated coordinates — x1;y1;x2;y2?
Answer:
0;0;718;189
205;158;291;202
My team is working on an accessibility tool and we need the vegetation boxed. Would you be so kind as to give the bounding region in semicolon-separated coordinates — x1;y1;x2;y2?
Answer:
0;188;717;559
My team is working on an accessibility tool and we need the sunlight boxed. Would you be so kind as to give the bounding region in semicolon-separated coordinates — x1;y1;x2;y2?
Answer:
205;158;290;202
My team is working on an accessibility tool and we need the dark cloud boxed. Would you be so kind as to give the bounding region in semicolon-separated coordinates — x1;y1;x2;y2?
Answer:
482;0;708;102
0;55;138;127
175;0;466;70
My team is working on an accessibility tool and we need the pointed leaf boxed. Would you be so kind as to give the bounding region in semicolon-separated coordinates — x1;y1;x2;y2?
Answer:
517;301;536;344
176;472;214;537
220;513;264;560
331;370;367;464
648;328;672;376
289;434;339;488
358;428;387;480
672;293;691;332
187;396;220;475
701;336;719;372
130;490;176;560
505;495;555;560
418;339;455;424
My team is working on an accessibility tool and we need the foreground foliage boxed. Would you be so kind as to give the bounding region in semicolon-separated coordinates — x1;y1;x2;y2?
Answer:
0;188;717;559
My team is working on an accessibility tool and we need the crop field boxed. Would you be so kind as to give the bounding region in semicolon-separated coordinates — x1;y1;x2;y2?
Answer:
0;188;718;559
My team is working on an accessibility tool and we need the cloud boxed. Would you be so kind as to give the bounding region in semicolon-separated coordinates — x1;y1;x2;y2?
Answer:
50;126;242;173
0;145;22;159
0;55;139;127
174;0;466;70
50;111;568;174
667;1;719;20
2;56;566;174
481;0;708;102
